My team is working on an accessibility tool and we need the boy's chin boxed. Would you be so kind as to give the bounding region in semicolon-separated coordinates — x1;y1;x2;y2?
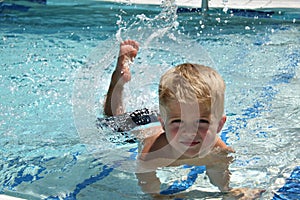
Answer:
183;149;211;158
181;151;201;158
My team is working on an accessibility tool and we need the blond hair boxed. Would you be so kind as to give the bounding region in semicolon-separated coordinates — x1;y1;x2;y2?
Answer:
159;63;225;119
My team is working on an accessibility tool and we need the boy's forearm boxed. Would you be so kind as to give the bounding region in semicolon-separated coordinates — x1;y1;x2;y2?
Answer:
104;71;124;116
206;165;231;192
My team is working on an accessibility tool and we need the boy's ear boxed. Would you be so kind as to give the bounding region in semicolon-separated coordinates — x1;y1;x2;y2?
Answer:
217;115;226;133
158;116;166;131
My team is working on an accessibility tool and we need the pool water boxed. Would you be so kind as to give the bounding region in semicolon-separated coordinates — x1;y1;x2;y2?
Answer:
1;1;300;199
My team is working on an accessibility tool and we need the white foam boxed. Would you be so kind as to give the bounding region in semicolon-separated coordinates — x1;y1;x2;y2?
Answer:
0;195;25;200
100;0;300;9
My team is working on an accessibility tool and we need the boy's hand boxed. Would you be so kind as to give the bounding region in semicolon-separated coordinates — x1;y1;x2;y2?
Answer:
119;39;139;61
116;39;139;84
150;193;186;199
224;188;265;200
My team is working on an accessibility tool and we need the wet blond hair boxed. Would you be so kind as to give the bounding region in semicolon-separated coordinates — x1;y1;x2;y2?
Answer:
159;63;225;120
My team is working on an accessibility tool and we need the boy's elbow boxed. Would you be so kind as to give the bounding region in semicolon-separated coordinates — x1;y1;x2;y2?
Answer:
103;107;113;116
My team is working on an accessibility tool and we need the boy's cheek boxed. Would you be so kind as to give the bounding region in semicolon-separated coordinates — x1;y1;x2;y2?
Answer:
199;129;209;139
166;129;177;139
165;128;180;141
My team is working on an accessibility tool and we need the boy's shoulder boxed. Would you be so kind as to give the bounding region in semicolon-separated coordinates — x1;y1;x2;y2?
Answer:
214;138;235;153
140;131;168;156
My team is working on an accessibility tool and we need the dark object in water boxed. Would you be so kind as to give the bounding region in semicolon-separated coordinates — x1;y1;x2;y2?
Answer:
96;108;159;132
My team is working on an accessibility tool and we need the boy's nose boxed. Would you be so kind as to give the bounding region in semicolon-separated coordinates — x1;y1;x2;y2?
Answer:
183;125;206;139
182;126;198;137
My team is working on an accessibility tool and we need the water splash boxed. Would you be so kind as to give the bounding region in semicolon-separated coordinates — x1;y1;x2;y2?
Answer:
116;0;179;44
73;0;214;173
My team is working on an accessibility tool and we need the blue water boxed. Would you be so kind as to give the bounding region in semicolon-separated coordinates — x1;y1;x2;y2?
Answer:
1;1;300;199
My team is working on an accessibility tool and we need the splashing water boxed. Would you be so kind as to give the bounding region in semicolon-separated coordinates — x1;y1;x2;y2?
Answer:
116;0;179;43
72;0;215;172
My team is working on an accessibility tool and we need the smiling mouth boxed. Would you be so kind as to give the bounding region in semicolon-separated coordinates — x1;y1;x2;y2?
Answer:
181;141;200;146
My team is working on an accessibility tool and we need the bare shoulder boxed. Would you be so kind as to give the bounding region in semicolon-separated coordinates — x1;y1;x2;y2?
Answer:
135;126;166;154
213;137;235;153
203;139;235;167
134;126;164;140
143;130;168;153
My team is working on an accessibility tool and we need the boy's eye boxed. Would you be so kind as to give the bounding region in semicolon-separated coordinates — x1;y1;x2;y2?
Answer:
170;119;182;125
196;119;210;130
197;119;209;124
169;119;183;128
168;119;210;131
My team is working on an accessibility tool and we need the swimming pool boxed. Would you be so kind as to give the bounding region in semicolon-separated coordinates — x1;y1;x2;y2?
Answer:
1;1;299;199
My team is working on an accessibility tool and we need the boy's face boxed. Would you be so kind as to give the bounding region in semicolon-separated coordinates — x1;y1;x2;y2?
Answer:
162;101;218;158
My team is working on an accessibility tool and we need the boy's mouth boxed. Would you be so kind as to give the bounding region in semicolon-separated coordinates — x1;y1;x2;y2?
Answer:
181;141;200;147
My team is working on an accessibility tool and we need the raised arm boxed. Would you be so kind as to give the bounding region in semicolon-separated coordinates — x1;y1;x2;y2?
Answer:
104;40;139;116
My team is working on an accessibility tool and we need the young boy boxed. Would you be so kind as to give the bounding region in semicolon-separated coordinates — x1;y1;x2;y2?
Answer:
104;39;264;198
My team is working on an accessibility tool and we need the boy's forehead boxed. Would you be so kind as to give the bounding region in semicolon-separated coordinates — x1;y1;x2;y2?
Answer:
165;101;211;117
